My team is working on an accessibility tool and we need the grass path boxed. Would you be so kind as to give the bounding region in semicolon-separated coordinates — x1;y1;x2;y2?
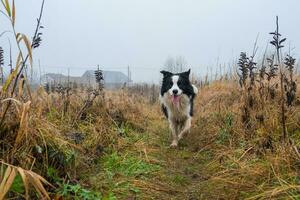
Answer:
81;83;300;200
87;114;216;200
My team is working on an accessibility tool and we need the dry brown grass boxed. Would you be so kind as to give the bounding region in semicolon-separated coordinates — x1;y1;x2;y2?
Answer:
1;77;300;199
184;79;300;199
0;3;299;198
0;84;163;198
0;160;52;200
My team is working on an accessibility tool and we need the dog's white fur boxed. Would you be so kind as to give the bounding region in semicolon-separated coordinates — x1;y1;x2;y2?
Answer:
160;84;198;147
169;75;183;96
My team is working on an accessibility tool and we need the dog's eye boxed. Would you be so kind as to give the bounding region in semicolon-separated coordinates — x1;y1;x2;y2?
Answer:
177;81;182;85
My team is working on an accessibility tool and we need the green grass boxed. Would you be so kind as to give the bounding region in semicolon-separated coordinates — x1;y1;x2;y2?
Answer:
10;174;25;194
172;174;189;186
102;152;160;179
47;166;102;200
57;182;102;200
88;151;161;199
216;113;233;145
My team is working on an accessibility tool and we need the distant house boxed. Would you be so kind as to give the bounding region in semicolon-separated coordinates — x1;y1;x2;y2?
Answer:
82;70;129;88
42;73;81;83
42;70;130;89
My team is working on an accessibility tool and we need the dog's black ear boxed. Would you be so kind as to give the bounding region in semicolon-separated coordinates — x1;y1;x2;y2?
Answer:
181;69;191;77
160;70;173;77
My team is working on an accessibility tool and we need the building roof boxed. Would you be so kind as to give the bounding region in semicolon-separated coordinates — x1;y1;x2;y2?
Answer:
82;70;129;84
42;70;129;85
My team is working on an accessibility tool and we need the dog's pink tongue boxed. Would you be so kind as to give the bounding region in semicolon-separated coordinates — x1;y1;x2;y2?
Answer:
172;95;181;104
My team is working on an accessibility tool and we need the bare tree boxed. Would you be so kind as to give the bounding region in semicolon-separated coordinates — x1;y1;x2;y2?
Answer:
163;56;188;73
164;56;176;72
175;56;188;72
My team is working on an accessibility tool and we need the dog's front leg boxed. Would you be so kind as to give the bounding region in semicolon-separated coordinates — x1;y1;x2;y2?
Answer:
178;117;191;141
169;120;179;147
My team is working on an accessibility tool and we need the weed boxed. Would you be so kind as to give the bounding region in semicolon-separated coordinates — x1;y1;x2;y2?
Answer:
0;47;4;84
95;66;104;94
172;175;188;186
217;113;233;145
117;123;131;137
103;192;117;200
102;152;160;179
10;174;24;194
57;182;102;200
284;54;297;106
270;16;288;140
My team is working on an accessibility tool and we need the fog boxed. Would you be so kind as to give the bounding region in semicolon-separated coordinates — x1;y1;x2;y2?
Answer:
1;0;300;83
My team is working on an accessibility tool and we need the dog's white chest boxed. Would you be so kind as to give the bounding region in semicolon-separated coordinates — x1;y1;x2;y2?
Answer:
161;94;190;121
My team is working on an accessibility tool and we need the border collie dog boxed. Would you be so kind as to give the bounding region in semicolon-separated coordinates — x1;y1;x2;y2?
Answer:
159;69;198;147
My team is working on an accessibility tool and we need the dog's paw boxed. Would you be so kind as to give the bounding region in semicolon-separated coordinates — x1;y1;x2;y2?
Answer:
170;140;178;148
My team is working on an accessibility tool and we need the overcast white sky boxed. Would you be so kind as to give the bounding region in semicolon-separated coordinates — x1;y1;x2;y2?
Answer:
1;0;299;82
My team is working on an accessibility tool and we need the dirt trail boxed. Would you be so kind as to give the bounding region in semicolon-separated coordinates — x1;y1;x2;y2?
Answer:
88;108;215;199
124;118;214;200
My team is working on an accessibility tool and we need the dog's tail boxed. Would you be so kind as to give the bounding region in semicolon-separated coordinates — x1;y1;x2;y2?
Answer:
192;84;198;95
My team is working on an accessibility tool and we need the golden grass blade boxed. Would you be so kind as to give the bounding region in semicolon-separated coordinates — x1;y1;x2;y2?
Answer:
1;0;11;17
16;50;22;69
23;74;32;100
1;97;22;112
14;101;31;148
18;76;25;98
16;167;29;200
0;161;51;199
16;32;21;41
18;34;32;67
12;0;15;26
28;171;52;186
5;0;10;16
245;185;300;200
0;166;12;192
1;52;22;93
2;68;17;93
27;171;50;199
0;166;17;200
2;168;16;199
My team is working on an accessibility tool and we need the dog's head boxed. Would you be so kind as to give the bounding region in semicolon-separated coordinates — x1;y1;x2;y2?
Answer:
160;69;195;103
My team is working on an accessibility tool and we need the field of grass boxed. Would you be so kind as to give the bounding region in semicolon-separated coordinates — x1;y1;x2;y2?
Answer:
2;78;300;199
0;1;300;199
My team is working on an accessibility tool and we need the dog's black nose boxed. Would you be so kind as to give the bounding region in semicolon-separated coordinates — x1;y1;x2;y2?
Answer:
173;89;178;95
